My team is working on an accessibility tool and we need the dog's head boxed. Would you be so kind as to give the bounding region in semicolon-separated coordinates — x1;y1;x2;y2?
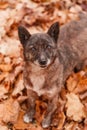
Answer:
18;22;59;68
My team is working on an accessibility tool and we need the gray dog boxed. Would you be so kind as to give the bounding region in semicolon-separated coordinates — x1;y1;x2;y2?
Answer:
18;13;87;128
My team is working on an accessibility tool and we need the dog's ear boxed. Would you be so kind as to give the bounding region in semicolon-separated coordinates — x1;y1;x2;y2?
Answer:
18;26;31;47
47;22;59;43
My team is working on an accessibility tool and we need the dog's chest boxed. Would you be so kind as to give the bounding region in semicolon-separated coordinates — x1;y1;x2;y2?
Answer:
30;73;45;93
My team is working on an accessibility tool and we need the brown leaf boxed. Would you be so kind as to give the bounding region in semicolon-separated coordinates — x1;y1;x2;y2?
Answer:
66;71;85;92
0;1;8;9
66;93;86;122
0;125;8;130
31;0;50;3
0;64;12;72
53;111;65;129
74;78;87;94
12;73;24;96
69;5;82;13
4;65;23;87
64;121;83;130
0;84;8;100
64;122;74;130
0;72;8;82
0;98;20;124
0;37;21;58
84;125;87;130
66;75;77;92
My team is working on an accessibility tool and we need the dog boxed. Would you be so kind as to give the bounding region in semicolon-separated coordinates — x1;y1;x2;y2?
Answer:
18;13;87;128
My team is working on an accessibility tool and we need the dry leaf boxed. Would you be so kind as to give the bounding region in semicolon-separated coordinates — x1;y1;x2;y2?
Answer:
66;75;77;92
70;5;82;13
64;121;83;130
66;70;86;92
32;0;50;3
64;122;75;130
0;85;8;100
66;93;86;122
5;65;23;87
0;72;8;82
0;1;8;9
12;73;24;96
54;111;65;129
4;56;11;64
84;124;87;130
74;78;87;94
0;98;20;124
0;38;21;57
0;125;8;130
0;64;12;72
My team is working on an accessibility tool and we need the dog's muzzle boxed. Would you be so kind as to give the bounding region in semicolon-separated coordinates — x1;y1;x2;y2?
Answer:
39;59;47;67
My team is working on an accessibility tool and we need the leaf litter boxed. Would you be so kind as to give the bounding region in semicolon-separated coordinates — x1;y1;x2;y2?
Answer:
0;0;87;130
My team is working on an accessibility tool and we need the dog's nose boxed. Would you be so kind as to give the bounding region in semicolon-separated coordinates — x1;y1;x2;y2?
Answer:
39;54;47;66
39;60;47;65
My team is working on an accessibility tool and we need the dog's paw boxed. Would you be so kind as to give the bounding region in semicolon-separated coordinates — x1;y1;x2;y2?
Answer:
41;117;51;128
23;113;33;123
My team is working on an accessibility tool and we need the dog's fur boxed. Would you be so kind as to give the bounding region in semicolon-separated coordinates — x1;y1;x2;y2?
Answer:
18;13;87;128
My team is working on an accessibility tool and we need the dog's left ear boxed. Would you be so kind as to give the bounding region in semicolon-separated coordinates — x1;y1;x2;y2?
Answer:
47;22;59;43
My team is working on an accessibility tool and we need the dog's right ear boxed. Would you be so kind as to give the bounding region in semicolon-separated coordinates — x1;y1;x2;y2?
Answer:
18;26;31;47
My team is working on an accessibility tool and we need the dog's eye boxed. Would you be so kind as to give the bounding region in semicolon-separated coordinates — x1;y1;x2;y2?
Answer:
46;45;51;49
31;47;36;51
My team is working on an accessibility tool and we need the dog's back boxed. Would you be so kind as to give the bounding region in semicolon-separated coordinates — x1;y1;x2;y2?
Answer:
58;13;87;81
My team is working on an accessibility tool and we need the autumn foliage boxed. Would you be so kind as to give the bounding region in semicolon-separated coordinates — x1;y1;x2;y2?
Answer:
0;0;87;130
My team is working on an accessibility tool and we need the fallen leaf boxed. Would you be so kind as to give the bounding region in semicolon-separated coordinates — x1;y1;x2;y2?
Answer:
53;111;65;129
74;78;87;94
0;125;8;130
0;1;8;9
0;85;8;100
84;124;87;130
64;121;83;130
0;37;21;58
32;0;50;3
66;75;77;92
66;93;86;122
69;4;82;13
0;98;20;124
0;72;8;82
12;73;24;96
66;70;85;92
0;64;12;72
64;122;75;130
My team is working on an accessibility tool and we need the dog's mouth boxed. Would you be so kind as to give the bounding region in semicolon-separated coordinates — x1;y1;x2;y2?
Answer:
39;61;47;68
39;60;52;68
34;59;51;68
40;64;47;68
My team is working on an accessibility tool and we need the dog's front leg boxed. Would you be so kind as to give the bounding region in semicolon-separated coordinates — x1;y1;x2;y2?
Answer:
23;89;38;123
41;95;58;128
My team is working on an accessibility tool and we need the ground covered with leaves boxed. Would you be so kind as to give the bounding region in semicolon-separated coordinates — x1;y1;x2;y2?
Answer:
0;0;87;130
